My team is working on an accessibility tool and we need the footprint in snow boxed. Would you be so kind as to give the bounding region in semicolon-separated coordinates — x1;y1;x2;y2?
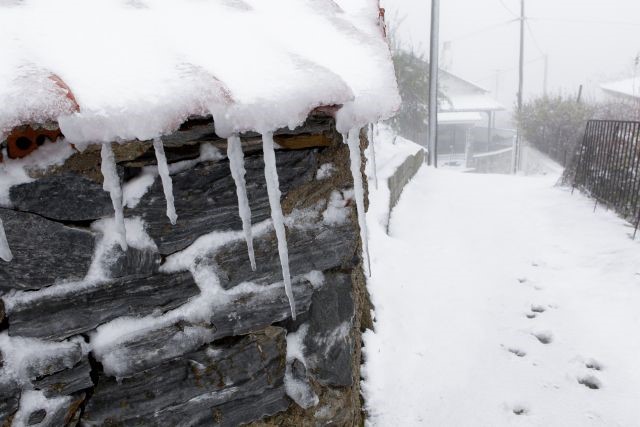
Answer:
517;277;543;291
578;375;602;390
531;305;546;313
532;331;553;344
526;304;548;319
508;348;527;357
512;405;529;415
585;359;604;371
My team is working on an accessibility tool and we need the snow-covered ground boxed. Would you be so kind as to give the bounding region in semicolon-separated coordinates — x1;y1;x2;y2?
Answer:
363;150;640;425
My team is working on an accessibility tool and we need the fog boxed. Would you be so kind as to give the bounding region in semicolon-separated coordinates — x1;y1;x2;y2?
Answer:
382;0;640;115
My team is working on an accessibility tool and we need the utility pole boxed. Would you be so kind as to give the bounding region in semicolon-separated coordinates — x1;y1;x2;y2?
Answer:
576;84;583;103
514;0;525;173
428;0;440;167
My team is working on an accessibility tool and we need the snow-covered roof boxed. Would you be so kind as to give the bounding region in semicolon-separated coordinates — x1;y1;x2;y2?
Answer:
438;111;483;124
0;0;400;144
600;77;640;100
439;69;504;113
440;94;504;113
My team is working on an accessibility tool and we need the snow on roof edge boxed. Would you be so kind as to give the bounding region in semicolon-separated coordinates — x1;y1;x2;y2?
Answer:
0;0;400;144
600;77;640;100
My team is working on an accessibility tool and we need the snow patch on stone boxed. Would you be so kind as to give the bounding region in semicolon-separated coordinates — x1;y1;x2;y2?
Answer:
11;389;72;427
123;168;156;208
304;270;325;290
322;190;353;226
285;324;318;409
316;162;335;180
0;139;75;206
0;332;86;384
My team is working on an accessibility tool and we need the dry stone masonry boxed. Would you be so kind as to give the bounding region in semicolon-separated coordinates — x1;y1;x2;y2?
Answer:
0;113;372;426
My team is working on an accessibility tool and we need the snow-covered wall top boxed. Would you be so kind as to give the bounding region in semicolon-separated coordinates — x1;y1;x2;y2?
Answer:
0;0;400;143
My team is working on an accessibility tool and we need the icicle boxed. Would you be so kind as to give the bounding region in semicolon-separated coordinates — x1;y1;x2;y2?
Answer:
0;217;13;262
262;132;296;319
153;138;178;225
345;128;371;276
369;123;379;190
227;135;256;271
100;142;128;251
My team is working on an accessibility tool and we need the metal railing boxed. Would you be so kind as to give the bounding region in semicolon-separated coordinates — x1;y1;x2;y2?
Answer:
572;120;640;237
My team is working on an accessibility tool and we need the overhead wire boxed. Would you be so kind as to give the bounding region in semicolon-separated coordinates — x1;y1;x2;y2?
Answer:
525;21;545;56
497;0;518;18
529;17;640;28
446;18;517;43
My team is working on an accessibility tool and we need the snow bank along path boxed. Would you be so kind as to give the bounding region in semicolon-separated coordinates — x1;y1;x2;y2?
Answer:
363;167;640;426
0;0;400;315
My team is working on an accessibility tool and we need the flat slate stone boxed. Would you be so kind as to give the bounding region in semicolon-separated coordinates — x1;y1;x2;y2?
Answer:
211;219;356;290
0;208;95;293
101;245;160;279
22;341;85;381
0;378;19;425
304;273;355;387
159;114;334;148
81;327;287;426
159;385;290;427
33;358;93;398
129;149;317;255
9;173;113;222
95;278;314;378
8;271;199;340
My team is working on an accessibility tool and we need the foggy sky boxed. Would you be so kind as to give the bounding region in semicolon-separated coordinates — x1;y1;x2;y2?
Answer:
382;0;640;112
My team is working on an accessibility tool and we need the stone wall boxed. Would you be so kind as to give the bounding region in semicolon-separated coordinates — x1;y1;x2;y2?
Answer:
0;114;371;426
387;148;426;214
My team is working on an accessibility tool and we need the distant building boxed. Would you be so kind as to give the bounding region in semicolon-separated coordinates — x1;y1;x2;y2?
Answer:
437;70;505;155
600;76;640;101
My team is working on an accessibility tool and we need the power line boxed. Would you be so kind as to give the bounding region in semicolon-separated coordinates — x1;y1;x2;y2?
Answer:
498;0;518;18
475;55;546;82
525;21;544;56
529;17;640;28
446;18;517;43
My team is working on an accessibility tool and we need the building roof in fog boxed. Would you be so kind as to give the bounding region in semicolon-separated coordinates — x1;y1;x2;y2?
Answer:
438;111;484;124
601;77;640;100
439;69;505;113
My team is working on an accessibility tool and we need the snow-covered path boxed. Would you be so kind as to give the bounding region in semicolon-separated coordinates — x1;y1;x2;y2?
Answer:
363;167;640;426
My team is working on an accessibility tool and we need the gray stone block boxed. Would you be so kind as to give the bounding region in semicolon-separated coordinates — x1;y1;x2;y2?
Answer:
130;149;317;255
81;327;287;426
94;278;314;378
33;358;93;398
304;273;355;387
211;221;356;290
0;208;95;293
101;245;160;279
0;378;19;425
10;173;113;222
8;272;199;340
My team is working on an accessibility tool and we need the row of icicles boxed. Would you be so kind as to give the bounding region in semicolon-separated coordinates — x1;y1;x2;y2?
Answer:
0;128;372;319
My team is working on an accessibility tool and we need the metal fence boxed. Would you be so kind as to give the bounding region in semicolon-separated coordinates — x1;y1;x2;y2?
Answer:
572;120;640;237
